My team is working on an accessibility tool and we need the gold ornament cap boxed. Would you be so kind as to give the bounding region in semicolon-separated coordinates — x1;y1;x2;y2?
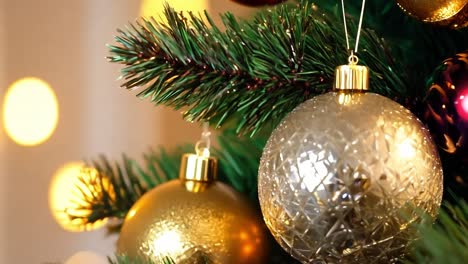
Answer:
334;63;369;91
179;153;218;192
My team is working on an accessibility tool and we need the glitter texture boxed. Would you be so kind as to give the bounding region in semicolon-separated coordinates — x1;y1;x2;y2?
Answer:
397;0;468;28
258;92;443;263
118;180;267;263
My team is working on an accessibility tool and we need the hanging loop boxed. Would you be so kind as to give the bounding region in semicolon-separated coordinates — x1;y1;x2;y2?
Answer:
195;122;211;157
348;51;359;65
340;0;367;57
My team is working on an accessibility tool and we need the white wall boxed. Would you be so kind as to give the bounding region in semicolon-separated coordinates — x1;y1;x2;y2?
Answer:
83;0;164;159
3;1;118;262
0;0;256;263
0;0;7;262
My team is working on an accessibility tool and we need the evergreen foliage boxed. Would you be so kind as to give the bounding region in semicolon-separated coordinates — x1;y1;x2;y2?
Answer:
108;255;173;264
109;1;409;135
108;1;468;135
409;201;468;264
68;130;265;231
72;0;468;262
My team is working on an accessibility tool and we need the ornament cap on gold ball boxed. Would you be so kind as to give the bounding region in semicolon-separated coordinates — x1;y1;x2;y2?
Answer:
179;122;218;192
118;121;268;263
334;54;369;91
179;153;218;192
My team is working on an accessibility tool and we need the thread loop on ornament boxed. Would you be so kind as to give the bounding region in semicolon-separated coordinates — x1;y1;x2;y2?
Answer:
180;121;218;192
195;122;211;157
348;53;359;65
195;142;210;158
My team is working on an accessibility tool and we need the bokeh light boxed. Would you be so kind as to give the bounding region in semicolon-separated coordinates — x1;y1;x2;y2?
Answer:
455;89;468;121
140;0;208;20
3;77;58;146
49;162;112;232
65;251;107;264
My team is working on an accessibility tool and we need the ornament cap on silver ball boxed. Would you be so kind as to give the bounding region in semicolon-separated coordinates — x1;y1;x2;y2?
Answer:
334;56;369;91
258;1;443;262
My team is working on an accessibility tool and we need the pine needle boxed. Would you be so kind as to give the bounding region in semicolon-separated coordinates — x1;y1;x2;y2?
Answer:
66;130;265;231
108;1;406;135
408;201;468;263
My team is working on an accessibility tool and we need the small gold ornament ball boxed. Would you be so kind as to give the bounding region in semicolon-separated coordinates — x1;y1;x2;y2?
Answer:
258;92;443;263
396;0;468;28
117;180;267;263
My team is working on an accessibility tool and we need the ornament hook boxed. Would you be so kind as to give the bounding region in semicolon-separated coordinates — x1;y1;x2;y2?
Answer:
179;121;218;190
348;51;359;65
195;121;211;157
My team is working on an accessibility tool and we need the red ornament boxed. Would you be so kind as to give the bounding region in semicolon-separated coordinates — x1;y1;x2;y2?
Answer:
423;51;468;158
230;0;287;7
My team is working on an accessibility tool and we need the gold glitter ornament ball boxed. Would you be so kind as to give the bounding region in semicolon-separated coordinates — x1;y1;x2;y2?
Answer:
396;0;468;28
258;65;443;263
117;154;267;264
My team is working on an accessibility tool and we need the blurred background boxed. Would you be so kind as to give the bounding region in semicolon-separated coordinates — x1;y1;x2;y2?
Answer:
0;0;257;262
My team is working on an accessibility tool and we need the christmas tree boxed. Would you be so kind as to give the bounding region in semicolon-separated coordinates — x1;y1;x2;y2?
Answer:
60;0;468;263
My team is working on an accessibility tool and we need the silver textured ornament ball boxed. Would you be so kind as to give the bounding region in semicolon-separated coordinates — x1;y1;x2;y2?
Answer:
258;64;443;263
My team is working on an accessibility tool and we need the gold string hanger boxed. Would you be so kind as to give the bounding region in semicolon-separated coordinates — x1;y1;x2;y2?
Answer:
334;0;369;91
340;0;367;63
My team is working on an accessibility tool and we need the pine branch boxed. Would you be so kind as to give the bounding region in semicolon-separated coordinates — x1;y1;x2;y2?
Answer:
108;254;214;264
68;130;298;262
409;201;468;263
66;130;265;232
108;1;405;135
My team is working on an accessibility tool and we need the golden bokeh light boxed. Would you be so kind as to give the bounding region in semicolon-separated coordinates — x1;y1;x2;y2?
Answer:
3;77;59;146
49;162;113;232
140;0;207;19
65;251;108;264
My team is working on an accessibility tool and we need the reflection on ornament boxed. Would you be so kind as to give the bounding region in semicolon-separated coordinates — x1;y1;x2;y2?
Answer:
338;92;353;105
258;64;443;263
398;138;417;159
396;0;468;28
140;0;207;20
150;230;183;257
49;162;112;232
118;153;267;263
455;90;468;120
3;77;58;146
